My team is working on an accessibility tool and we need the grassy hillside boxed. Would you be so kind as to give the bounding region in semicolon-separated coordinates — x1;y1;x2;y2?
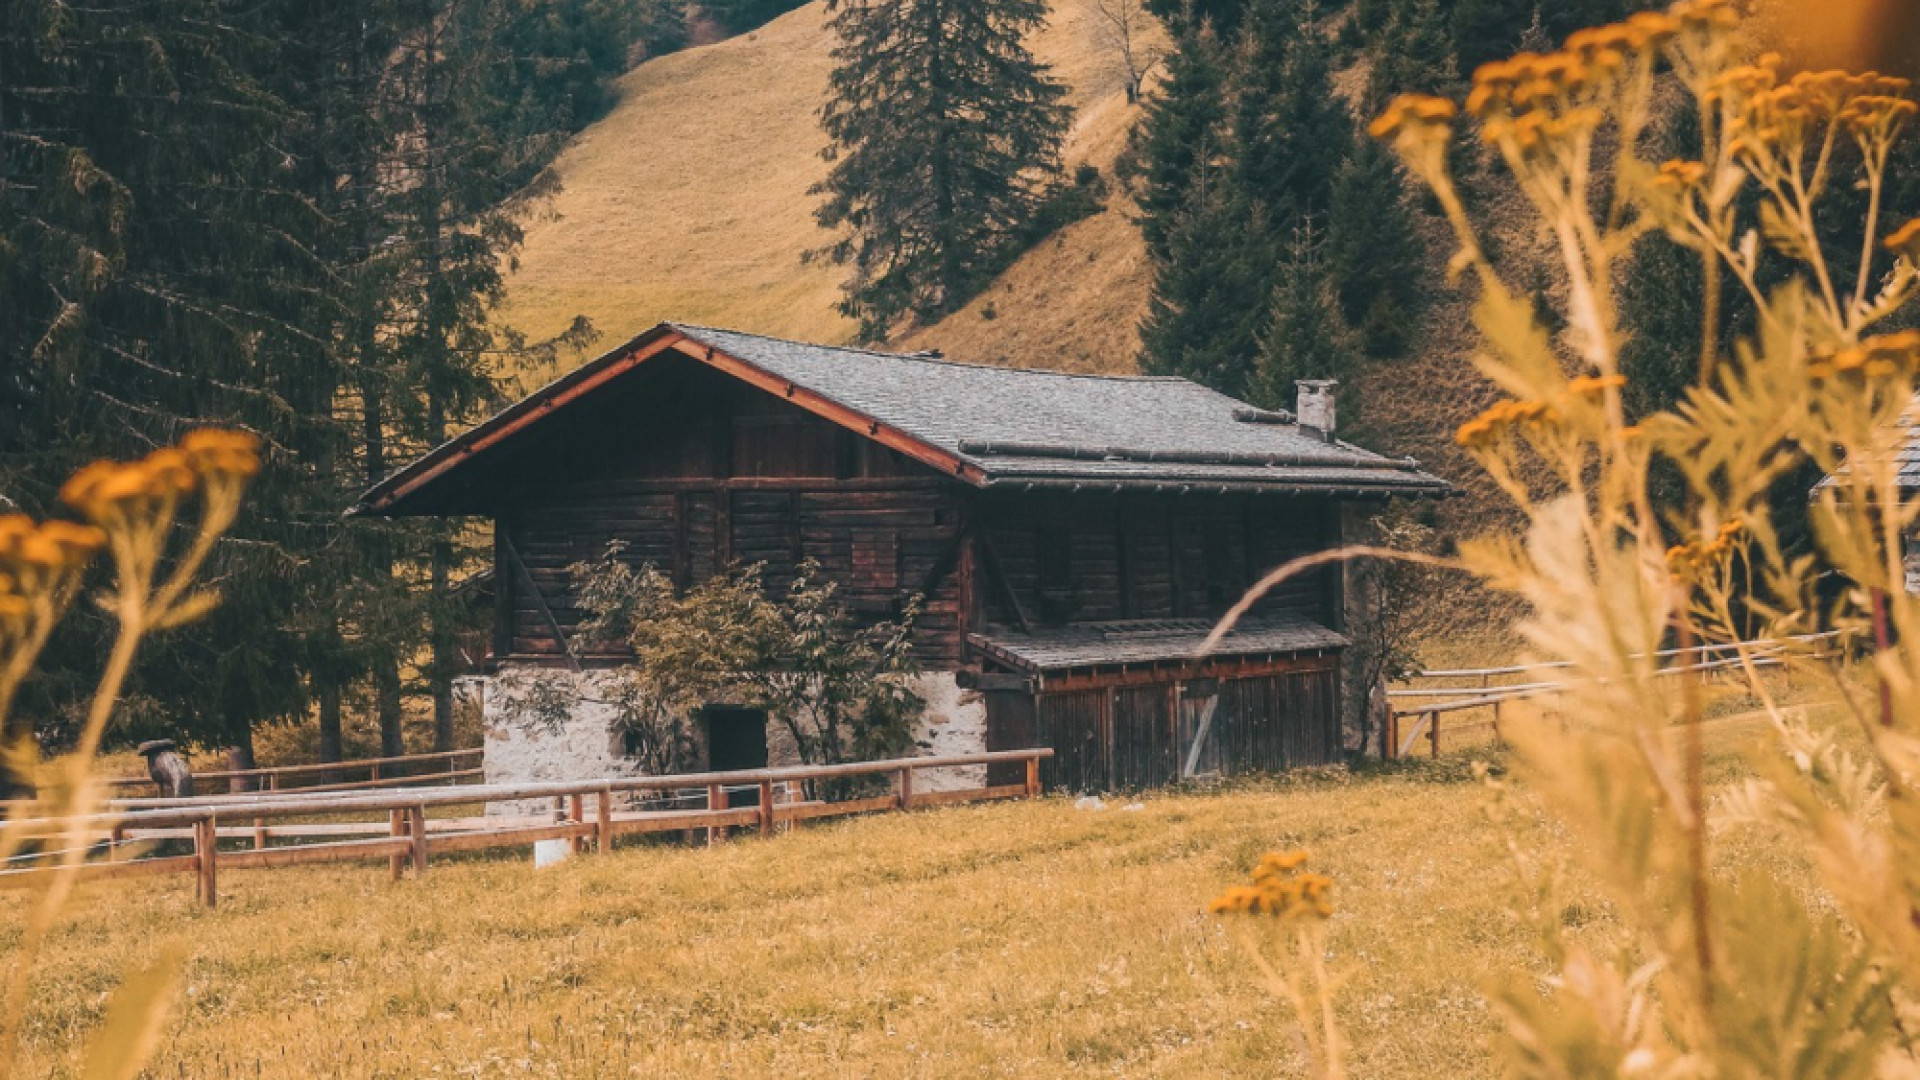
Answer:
500;0;1157;385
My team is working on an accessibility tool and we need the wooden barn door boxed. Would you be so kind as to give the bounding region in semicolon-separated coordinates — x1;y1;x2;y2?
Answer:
1110;686;1177;789
983;690;1037;787
1212;668;1342;775
1177;680;1223;780
1036;690;1106;792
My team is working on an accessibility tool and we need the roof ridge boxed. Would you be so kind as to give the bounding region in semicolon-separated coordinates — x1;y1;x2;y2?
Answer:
669;322;1188;383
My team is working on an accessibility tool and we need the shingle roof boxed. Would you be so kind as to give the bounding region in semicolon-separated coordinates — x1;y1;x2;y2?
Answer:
1813;406;1920;493
969;615;1348;674
671;325;1447;495
357;323;1449;515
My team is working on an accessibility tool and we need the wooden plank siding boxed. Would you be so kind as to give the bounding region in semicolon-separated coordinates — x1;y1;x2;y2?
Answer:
1014;663;1339;793
974;491;1336;629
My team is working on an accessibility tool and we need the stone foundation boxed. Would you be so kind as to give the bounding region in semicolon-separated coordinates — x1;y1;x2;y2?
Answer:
473;668;988;812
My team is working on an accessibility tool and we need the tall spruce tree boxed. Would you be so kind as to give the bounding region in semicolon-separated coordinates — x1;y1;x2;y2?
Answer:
1252;218;1352;411
813;0;1071;339
1123;19;1229;266
1230;0;1349;230
2;0;614;771
1138;180;1272;396
1327;134;1423;357
1366;0;1456;107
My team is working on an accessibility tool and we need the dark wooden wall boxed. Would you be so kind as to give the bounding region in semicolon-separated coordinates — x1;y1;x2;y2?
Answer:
974;490;1337;628
479;352;1344;684
489;355;967;666
988;663;1340;792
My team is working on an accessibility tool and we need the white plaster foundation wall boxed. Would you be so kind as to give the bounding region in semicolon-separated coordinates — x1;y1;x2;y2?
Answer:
475;668;989;807
907;673;988;792
478;669;648;816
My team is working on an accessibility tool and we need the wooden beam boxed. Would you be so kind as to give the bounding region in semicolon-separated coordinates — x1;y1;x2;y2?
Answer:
975;531;1034;635
502;533;581;672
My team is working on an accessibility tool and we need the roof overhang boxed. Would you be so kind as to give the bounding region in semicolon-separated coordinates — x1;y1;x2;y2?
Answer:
352;323;987;517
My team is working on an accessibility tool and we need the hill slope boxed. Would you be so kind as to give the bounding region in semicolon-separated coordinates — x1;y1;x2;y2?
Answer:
501;0;1157;383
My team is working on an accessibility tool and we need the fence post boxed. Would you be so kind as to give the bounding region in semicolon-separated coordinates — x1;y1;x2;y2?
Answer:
108;822;124;863
898;765;914;811
757;778;775;836
569;793;587;855
408;804;428;875
194;814;218;909
388;809;406;881
1024;755;1040;798
1492;699;1503;744
707;783;726;846
1429;710;1440;758
1385;709;1398;762
595;785;613;855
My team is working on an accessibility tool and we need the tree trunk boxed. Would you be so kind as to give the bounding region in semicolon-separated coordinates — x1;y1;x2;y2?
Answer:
318;681;344;763
431;537;456;752
375;655;405;758
226;740;256;794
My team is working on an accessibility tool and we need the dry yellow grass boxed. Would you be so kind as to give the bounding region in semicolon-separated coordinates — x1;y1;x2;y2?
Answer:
500;0;1158;388
5;693;1829;1079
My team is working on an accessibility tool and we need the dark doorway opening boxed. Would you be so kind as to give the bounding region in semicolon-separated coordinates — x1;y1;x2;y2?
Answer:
704;706;769;807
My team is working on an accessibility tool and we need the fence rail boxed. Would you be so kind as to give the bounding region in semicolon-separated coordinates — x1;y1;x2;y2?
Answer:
2;750;1053;907
1386;633;1847;759
102;747;484;795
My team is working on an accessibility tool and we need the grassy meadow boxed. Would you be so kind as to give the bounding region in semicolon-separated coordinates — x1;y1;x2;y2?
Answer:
4;681;1836;1080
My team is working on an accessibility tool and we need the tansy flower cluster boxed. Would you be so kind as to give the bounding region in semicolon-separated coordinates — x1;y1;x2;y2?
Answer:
1884;217;1920;263
1806;331;1920;383
1454;376;1624;451
1666;520;1745;582
1714;58;1917;175
1207;850;1334;920
59;430;260;527
1367;93;1457;184
0;517;106;623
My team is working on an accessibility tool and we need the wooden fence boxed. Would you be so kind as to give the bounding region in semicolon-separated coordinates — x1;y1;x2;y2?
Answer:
1;750;1052;908
102;747;484;796
1385;633;1846;759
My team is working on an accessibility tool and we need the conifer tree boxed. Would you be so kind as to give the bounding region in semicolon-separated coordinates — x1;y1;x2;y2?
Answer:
813;0;1071;339
1229;0;1349;229
1252;218;1352;411
1366;0;1455;107
1138;183;1271;396
1327;134;1423;357
1123;19;1229;266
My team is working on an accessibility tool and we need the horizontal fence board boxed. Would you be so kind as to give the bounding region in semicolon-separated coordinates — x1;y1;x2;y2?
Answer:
910;784;1029;808
428;822;594;855
222;837;412;870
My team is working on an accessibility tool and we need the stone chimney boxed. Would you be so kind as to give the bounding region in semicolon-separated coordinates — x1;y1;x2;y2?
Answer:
1296;380;1337;443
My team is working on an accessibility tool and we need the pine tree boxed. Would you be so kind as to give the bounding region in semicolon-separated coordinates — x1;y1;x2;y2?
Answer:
813;0;1071;339
1327;134;1423;357
1229;0;1351;230
1138;180;1272;396
1366;0;1456;108
1122;19;1229;266
1252;218;1353;412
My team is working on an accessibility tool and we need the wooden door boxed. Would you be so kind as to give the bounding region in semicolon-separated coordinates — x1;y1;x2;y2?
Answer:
983;690;1037;787
703;707;768;807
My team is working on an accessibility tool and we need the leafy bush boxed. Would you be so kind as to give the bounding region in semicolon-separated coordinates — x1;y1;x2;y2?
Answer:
537;548;925;774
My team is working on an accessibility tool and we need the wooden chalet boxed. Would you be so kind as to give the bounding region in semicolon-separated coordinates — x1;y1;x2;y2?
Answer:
357;324;1449;791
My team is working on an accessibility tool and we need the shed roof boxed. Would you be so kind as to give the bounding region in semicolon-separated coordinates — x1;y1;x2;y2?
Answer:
356;323;1449;515
969;615;1348;675
1814;406;1920;495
